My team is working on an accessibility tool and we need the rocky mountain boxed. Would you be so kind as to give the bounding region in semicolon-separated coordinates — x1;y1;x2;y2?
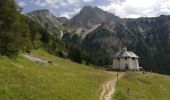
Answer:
27;9;65;38
26;6;123;39
57;17;69;26
68;6;123;38
70;6;122;29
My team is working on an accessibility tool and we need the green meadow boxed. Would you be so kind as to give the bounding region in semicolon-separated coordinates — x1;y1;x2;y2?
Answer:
114;72;170;100
0;49;114;100
1;49;170;100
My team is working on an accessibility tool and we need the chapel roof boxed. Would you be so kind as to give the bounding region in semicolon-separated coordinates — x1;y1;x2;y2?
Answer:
114;47;139;58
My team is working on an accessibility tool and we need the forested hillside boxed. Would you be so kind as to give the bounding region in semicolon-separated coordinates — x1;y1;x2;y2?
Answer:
78;16;170;74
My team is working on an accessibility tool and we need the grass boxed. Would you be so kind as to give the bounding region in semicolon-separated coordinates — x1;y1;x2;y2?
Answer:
0;49;114;100
113;72;170;100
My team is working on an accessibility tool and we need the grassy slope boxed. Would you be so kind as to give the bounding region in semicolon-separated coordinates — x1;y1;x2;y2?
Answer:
0;49;114;100
114;72;170;100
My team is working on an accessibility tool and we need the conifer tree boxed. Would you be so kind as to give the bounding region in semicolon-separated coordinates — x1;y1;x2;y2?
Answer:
0;0;32;56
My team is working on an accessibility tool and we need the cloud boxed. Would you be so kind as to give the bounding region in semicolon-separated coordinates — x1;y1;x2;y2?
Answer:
17;0;170;18
18;1;26;7
31;0;93;18
83;0;94;3
33;0;79;7
34;0;47;7
98;0;170;18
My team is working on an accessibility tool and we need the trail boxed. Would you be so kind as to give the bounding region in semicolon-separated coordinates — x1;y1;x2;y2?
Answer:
22;54;48;65
22;53;62;67
100;72;124;100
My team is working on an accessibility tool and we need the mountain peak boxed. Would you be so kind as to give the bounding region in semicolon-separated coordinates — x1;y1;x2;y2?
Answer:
80;6;103;14
70;6;121;29
94;6;102;10
81;6;102;11
26;9;64;38
82;6;93;10
38;9;49;12
80;6;96;14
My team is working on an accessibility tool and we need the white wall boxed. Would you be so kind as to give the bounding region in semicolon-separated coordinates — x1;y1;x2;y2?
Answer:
112;58;119;69
135;59;140;70
112;57;139;70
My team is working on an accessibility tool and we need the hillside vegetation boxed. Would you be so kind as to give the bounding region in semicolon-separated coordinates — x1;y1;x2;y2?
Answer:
114;72;170;100
0;49;114;100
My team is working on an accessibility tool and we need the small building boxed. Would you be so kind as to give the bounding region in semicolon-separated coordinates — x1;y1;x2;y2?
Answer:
112;47;140;71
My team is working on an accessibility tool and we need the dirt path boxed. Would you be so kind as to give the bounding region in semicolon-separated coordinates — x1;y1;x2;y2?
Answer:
22;54;48;65
100;72;124;100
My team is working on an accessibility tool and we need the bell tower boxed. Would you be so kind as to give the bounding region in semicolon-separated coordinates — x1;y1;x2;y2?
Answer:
123;46;127;51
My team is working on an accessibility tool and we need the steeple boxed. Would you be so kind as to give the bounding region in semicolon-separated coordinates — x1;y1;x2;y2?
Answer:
123;46;127;51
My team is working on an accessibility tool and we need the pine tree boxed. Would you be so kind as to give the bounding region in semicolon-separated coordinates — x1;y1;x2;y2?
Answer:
0;0;32;56
68;45;82;64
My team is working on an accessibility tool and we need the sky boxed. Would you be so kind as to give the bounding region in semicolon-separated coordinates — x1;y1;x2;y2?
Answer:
16;0;170;19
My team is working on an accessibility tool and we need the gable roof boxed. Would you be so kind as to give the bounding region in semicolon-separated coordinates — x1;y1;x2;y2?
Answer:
114;51;139;58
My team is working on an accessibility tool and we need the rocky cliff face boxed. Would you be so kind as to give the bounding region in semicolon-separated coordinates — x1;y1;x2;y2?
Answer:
68;6;123;38
27;9;65;38
70;6;123;29
57;17;70;26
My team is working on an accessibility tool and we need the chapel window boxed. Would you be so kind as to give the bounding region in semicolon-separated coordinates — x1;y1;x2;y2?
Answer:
125;57;127;60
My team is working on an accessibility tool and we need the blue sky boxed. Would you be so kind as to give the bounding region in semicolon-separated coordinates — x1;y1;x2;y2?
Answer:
16;0;170;19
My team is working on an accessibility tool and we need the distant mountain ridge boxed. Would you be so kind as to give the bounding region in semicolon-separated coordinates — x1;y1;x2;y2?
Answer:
26;6;123;38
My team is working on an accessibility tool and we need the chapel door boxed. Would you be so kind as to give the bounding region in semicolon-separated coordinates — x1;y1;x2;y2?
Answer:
125;63;129;71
